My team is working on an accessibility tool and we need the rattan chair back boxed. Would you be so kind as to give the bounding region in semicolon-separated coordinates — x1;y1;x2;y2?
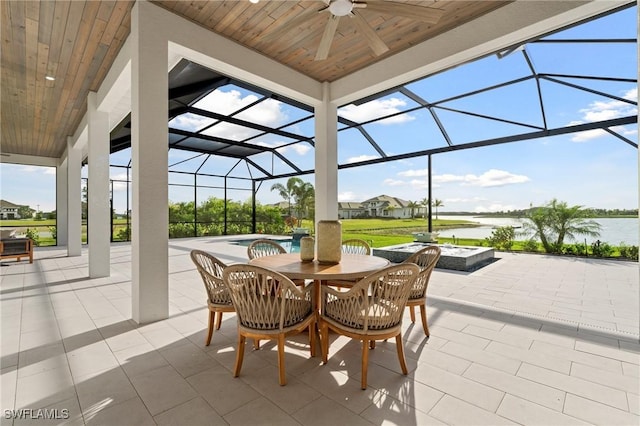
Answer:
247;239;287;260
190;250;232;306
402;245;441;300
223;264;313;332
321;263;420;333
341;238;371;255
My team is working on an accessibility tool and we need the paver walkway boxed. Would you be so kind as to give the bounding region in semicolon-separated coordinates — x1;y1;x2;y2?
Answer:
1;237;638;425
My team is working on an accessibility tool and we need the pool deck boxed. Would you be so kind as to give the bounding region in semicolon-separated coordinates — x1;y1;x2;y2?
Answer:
1;235;638;425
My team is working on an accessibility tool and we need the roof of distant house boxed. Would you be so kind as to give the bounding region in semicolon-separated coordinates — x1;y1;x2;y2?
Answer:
338;202;363;209
361;195;411;208
0;199;26;209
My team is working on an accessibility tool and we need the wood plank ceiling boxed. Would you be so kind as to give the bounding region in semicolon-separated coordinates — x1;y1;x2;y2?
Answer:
1;0;508;160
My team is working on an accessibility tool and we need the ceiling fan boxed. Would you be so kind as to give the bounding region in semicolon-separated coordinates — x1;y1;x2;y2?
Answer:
263;1;445;61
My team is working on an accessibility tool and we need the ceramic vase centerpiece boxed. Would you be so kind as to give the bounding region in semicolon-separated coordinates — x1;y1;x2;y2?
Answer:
300;236;315;262
316;220;342;264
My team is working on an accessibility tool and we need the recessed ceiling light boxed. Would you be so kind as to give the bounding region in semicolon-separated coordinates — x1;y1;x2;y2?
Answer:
249;0;259;4
45;75;55;81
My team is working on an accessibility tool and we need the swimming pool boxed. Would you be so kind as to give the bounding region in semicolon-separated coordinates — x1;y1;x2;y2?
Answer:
231;238;300;253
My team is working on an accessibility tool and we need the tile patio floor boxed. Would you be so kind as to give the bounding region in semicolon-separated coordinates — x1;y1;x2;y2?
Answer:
1;235;638;425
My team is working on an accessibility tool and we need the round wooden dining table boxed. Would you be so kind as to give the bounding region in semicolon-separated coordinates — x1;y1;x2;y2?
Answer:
248;252;391;311
248;252;391;355
247;252;390;283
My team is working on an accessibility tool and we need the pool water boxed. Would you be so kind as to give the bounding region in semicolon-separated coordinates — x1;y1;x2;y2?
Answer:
232;238;300;253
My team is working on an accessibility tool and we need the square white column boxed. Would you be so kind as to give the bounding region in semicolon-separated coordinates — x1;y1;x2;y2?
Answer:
67;138;82;257
131;0;169;323
314;82;339;221
56;158;68;246
87;92;111;277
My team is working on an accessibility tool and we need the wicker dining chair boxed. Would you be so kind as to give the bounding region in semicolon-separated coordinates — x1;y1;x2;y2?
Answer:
401;245;441;336
325;239;373;289
247;239;287;259
319;263;420;390
341;238;371;255
223;264;316;386
190;250;235;346
247;239;306;287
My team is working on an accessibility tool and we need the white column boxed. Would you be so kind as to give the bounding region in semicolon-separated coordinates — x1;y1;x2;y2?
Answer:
67;138;82;257
87;92;111;277
131;0;169;323
56;157;68;246
314;82;339;221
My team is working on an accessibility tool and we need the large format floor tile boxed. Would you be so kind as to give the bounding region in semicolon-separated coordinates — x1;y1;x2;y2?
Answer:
1;238;638;425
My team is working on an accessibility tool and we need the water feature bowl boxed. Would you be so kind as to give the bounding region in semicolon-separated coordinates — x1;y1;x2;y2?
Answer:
373;243;495;271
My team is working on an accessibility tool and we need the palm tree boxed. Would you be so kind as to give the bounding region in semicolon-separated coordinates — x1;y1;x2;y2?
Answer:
407;201;420;219
522;199;601;253
433;199;444;220
270;177;303;218
420;197;430;218
294;181;315;223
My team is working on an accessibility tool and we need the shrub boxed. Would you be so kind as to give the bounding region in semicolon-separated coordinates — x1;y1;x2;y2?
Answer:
169;222;196;238
563;242;587;256
49;226;57;240
116;226;130;241
25;228;40;246
591;240;614;257
618;244;639;261
522;239;539;252
485;226;515;251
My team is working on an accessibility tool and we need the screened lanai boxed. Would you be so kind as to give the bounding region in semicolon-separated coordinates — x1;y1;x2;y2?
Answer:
99;2;637;241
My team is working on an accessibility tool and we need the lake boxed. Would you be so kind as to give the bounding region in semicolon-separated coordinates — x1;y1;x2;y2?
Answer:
437;215;639;246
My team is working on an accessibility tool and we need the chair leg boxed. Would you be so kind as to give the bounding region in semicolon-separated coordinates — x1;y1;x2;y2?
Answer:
309;319;317;357
277;334;287;386
369;340;376;349
215;311;223;330
233;334;246;378
395;333;408;375
409;305;416;323
320;321;329;364
205;311;215;346
419;304;429;336
253;339;260;350
361;339;370;390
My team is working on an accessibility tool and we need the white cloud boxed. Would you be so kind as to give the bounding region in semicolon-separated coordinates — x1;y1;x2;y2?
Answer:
346;154;378;164
473;203;518;213
339;98;415;125
338;191;357;201
383;178;405;186
461;169;530;187
195;90;286;124
169;113;213;132
44;168;56;175
434;174;466;184
445;197;487;203
571;128;607;142
276;143;311;156
236;98;288;126
423;169;529;188
570;88;638;142
398;168;428;177
409;179;428;189
187;89;288;140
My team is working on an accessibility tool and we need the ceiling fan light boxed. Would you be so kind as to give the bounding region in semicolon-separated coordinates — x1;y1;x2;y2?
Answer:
329;0;353;17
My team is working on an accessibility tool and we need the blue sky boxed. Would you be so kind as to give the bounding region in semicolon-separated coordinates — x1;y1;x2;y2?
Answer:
1;5;637;215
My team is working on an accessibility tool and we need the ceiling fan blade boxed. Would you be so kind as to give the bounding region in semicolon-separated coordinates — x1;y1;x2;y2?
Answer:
261;7;320;43
352;11;389;56
315;16;340;61
364;1;445;24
